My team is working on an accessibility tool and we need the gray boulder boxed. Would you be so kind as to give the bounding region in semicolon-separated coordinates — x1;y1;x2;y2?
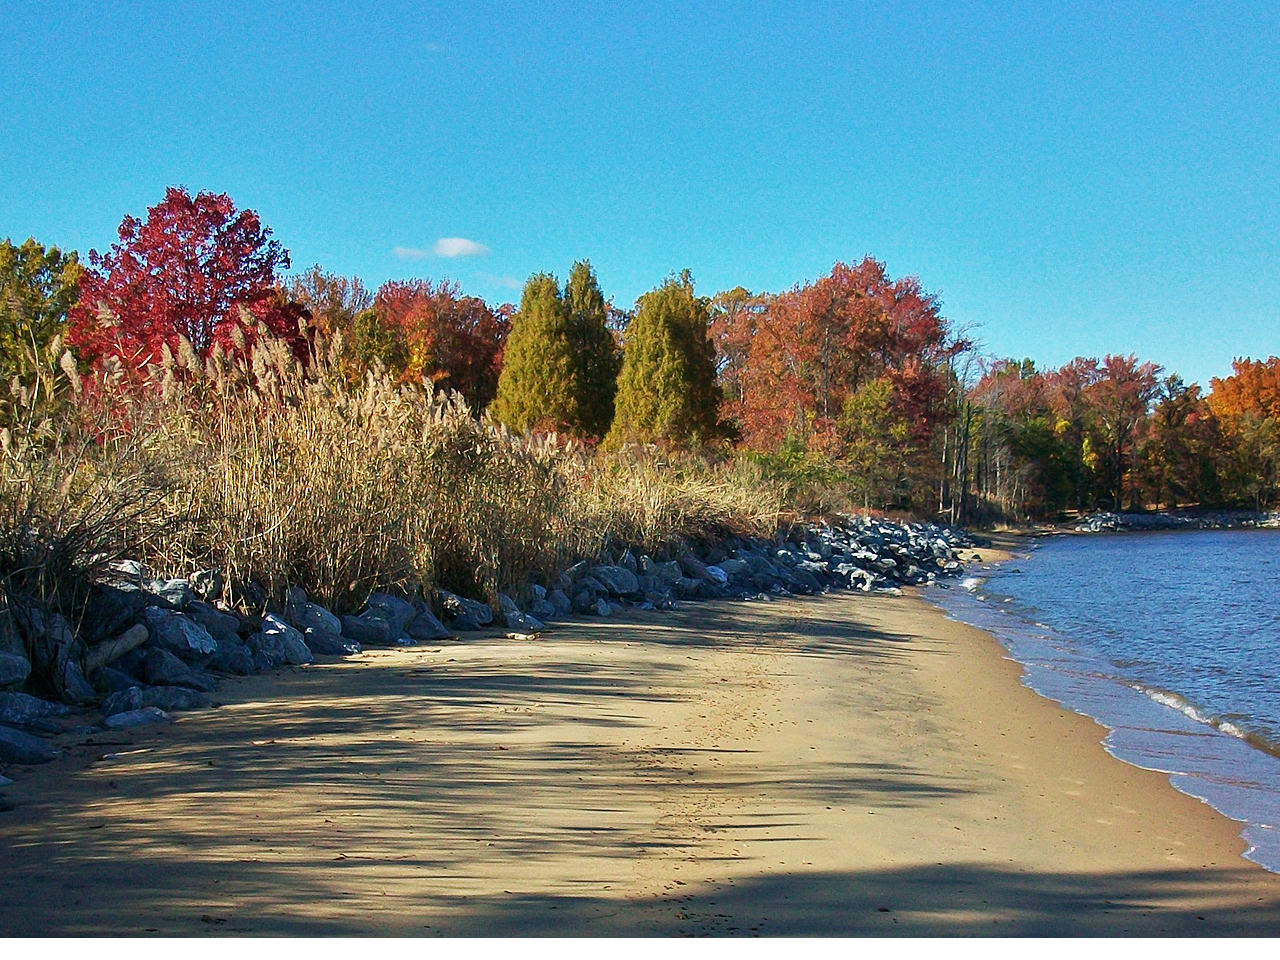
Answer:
648;560;683;584
0;652;30;690
81;584;149;644
437;590;493;628
366;593;417;637
548;589;572;617
0;724;58;764
341;613;393;646
717;558;752;578
104;707;170;729
208;639;255;676
259;614;313;665
100;666;140;693
0;692;70;727
143;607;217;661
592;565;640;597
406;604;451;641
62;661;97;705
141;685;210;712
678;553;714;582
295;600;343;639
184;601;242;648
496;594;544;633
102;686;143;717
530;599;558;621
143;648;216;691
703;565;729;585
300;629;346;656
150;579;193;609
592;598;611;617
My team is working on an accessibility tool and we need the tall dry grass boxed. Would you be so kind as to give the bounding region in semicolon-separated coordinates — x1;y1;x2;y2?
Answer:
0;327;786;622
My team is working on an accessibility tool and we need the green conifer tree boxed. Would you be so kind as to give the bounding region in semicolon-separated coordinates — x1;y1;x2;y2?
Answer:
607;271;721;448
489;273;579;432
564;260;621;440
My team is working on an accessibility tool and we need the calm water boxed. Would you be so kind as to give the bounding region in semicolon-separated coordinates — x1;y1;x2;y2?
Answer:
927;529;1280;872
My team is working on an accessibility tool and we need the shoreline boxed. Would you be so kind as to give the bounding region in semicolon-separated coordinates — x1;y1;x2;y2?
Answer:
3;589;1280;934
933;527;1280;876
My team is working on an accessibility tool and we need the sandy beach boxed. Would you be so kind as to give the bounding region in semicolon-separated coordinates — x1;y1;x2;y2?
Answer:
3;585;1280;936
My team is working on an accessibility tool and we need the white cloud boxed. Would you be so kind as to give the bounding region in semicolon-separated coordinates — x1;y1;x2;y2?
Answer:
392;246;431;260
432;237;490;258
477;273;521;290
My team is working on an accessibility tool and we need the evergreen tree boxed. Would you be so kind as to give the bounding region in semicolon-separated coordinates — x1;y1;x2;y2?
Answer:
564;260;621;440
489;274;578;432
1;238;82;377
607;271;721;448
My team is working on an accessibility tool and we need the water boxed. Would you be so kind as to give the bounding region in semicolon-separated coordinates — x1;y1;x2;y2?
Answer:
926;529;1280;872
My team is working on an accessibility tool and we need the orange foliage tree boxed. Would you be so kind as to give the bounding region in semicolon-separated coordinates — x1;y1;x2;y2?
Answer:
369;280;511;411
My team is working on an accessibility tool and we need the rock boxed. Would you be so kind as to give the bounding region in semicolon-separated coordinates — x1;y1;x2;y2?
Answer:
717;558;752;578
84;623;149;674
302;628;353;656
496;595;544;633
143;607;217;661
704;565;729;585
0;724;58;764
259;614;313;665
619;549;639;574
648;560;683;584
285;593;342;639
678;553;715;582
102;686;143;717
104;707;171;729
530;599;557;621
80;583;149;644
548;589;572;617
437;591;493;627
184;601;242;648
591;565;640;597
143;648;217;691
0;652;30;690
365;593;417;637
0;692;70;726
141;685;209;712
571;589;598;614
62;661;97;704
340;613;392;646
592;598;611;617
208;640;255;676
190;569;224;602
100;666;140;693
406;604;451;641
150;579;193;610
245;626;288;670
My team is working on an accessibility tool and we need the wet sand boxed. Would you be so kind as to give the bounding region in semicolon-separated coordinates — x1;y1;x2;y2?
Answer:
3;590;1280;935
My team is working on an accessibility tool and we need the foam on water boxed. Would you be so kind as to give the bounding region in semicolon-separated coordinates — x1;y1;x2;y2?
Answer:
926;529;1280;873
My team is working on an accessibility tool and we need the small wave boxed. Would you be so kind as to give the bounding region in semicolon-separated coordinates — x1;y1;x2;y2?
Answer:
960;576;985;592
1134;684;1280;759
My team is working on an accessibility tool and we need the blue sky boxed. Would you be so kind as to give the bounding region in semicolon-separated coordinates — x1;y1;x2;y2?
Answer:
2;0;1276;386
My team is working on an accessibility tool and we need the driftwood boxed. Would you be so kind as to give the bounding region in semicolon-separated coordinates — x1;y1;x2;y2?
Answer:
85;624;149;674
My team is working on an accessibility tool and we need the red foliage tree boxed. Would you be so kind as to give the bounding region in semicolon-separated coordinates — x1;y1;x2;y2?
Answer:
726;258;966;452
370;279;511;411
68;187;303;370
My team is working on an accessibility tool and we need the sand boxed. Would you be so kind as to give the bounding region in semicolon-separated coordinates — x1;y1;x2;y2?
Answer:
3;588;1280;935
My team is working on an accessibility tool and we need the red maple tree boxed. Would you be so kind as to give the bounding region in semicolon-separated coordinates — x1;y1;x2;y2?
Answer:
68;187;304;370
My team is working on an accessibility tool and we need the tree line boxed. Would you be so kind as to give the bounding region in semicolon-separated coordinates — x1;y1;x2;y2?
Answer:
3;187;1276;520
